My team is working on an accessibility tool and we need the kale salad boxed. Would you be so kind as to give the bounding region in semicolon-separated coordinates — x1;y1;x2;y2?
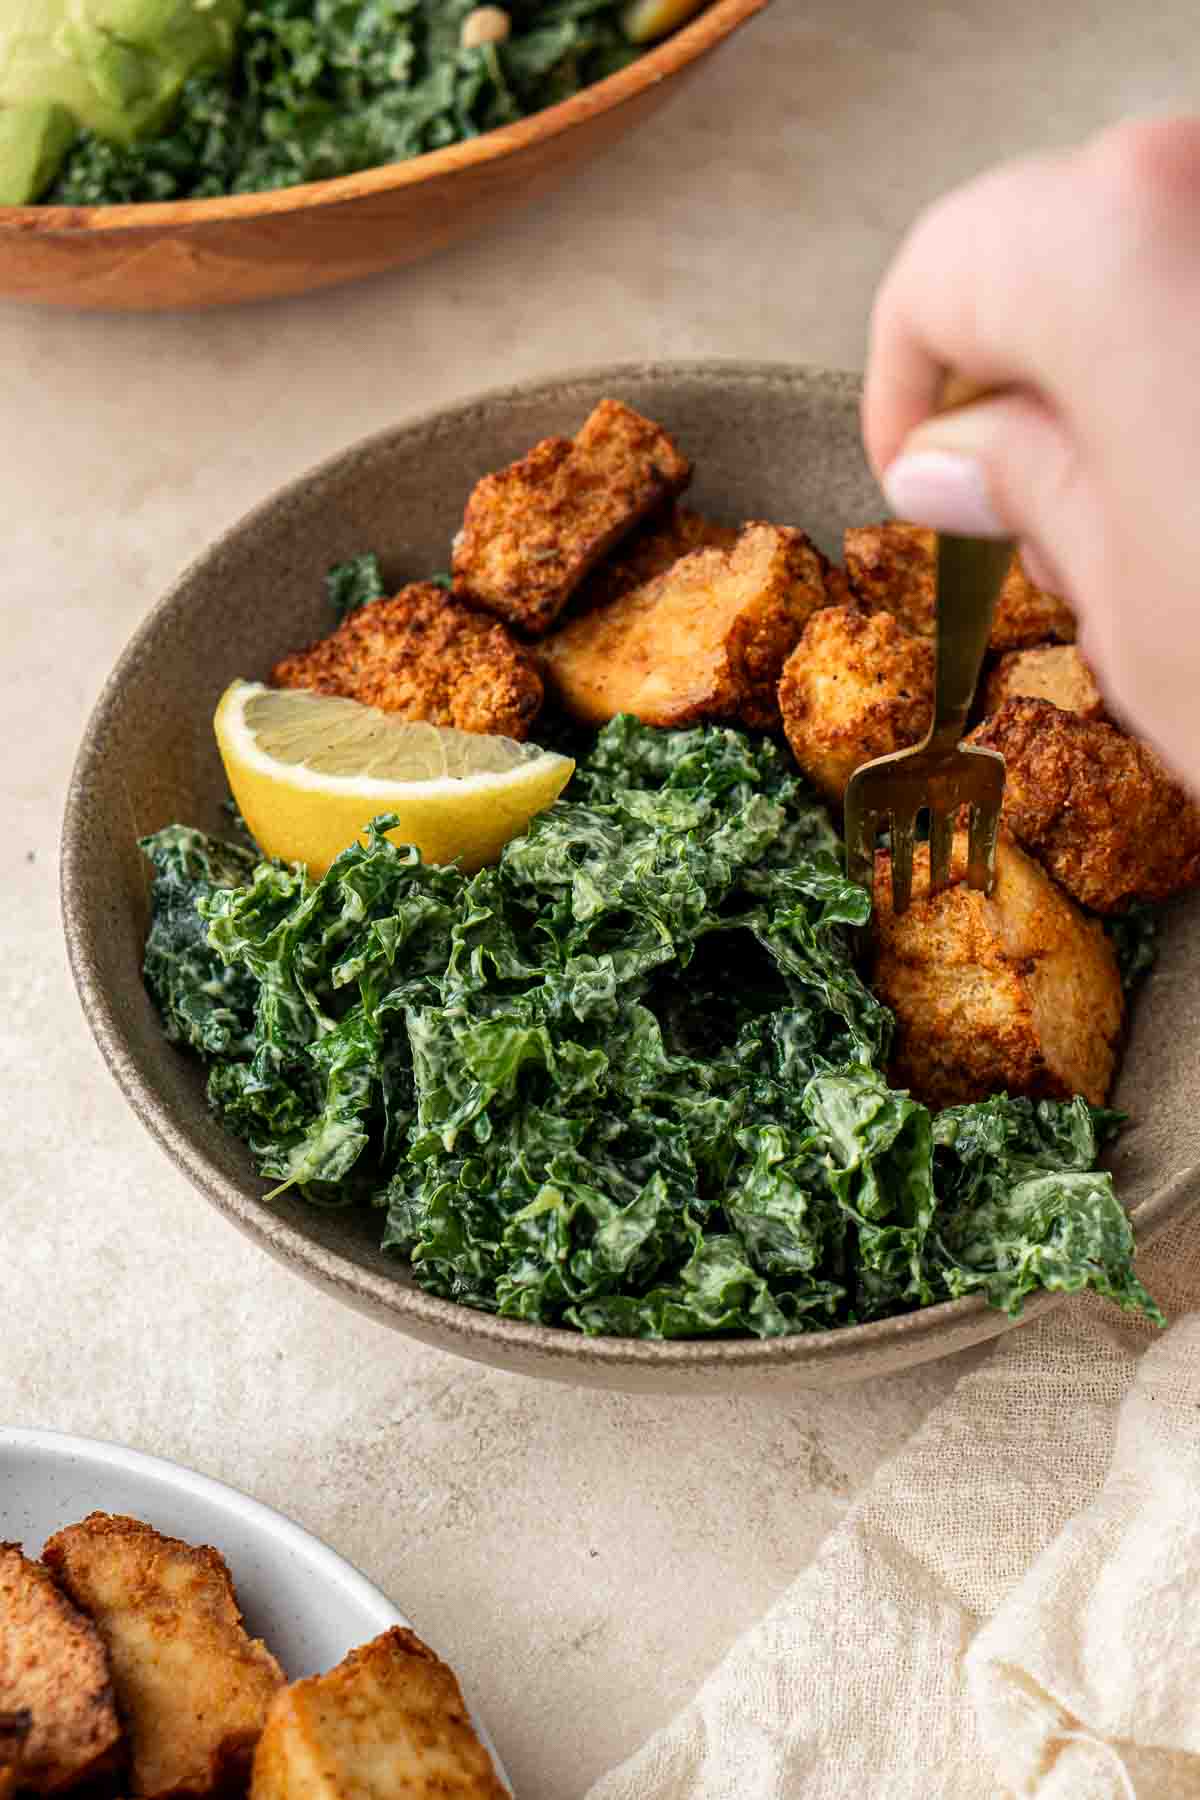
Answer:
140;710;1163;1340
46;1;657;206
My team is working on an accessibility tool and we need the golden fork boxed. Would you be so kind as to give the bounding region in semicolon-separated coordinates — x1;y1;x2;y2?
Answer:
843;380;1013;914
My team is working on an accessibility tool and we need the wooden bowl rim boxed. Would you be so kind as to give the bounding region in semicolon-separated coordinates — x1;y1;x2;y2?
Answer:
0;0;767;235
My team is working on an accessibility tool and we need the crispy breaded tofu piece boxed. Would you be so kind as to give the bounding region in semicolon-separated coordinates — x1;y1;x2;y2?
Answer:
539;522;834;732
871;833;1123;1110
451;399;691;635
43;1515;285;1800
982;643;1106;721
988;559;1078;652
778;604;934;801
0;1709;28;1800
250;1627;505;1800
269;583;543;741
573;505;740;613
0;1544;121;1795
969;699;1200;913
844;523;1076;650
0;1711;27;1800
842;522;937;636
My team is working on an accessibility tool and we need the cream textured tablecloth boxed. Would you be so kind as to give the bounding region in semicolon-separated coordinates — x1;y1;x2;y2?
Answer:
588;1212;1200;1799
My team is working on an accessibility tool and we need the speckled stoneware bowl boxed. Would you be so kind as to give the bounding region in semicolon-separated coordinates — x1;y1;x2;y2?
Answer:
61;363;1200;1393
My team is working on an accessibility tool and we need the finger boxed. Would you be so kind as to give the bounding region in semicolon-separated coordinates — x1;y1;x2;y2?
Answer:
880;389;1087;590
862;145;1092;480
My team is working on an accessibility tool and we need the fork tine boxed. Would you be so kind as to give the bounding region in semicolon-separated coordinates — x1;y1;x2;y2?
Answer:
844;801;876;894
928;808;955;897
889;809;917;915
967;800;1002;895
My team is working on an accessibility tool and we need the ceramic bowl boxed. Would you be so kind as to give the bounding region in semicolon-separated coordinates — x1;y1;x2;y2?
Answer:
0;1;765;311
0;1426;509;1786
60;361;1200;1393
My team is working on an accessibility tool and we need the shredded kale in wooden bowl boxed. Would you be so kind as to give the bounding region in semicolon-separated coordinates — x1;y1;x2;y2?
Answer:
140;712;1163;1339
49;1;643;205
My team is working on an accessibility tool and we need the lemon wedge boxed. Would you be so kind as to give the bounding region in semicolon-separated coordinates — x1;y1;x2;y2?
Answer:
622;0;707;43
213;681;574;877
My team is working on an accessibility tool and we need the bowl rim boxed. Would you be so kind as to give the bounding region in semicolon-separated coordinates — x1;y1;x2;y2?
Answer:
0;0;767;234
60;357;1193;1380
0;1425;512;1789
0;1424;407;1626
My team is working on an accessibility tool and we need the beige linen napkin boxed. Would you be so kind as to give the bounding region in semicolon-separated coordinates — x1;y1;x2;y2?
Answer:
588;1212;1200;1800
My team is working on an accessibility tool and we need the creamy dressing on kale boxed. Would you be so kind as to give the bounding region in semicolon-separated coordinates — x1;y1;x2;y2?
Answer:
49;1;642;205
140;714;1163;1338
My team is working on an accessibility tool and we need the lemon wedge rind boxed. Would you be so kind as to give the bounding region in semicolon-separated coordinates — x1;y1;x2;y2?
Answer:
213;680;574;877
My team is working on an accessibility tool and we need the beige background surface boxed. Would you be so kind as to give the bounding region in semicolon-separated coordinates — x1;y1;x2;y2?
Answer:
0;4;1190;1794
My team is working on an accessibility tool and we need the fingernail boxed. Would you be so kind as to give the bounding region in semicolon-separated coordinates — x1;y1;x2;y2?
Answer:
881;449;1007;537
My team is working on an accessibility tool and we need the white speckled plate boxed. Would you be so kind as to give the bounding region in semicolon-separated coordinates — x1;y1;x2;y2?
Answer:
0;1427;510;1792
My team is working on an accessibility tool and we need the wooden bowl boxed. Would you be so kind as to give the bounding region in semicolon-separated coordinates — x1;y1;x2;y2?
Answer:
0;0;765;312
60;363;1200;1392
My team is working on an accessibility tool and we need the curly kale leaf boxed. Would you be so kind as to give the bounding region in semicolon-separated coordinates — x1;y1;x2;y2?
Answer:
326;552;387;622
50;0;640;204
1107;902;1161;992
931;1095;1162;1321
140;717;1161;1338
140;825;260;1056
198;819;461;1187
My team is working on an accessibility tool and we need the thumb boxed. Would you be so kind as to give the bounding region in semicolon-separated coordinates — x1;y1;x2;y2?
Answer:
880;390;1084;592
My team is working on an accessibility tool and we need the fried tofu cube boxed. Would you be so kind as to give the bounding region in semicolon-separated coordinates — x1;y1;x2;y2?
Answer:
539;522;834;731
43;1515;285;1800
969;698;1200;913
842;522;938;636
844;523;1076;651
778;604;934;801
0;1544;121;1795
871;833;1123;1111
250;1627;505;1800
270;583;543;741
451;399;691;635
572;505;740;613
982;643;1106;721
0;1708;28;1800
0;1711;29;1800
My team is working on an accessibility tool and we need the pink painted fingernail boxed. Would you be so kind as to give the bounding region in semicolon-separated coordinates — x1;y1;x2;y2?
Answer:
882;450;1007;537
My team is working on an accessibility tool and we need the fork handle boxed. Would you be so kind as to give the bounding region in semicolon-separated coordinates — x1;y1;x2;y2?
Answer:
924;373;1014;753
926;534;1013;753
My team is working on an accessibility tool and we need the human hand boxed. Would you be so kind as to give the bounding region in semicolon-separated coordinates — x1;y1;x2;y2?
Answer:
862;117;1200;778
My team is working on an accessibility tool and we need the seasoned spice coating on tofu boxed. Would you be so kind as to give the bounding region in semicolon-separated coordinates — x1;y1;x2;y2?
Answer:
0;1711;28;1800
0;1710;29;1800
270;584;543;740
969;699;1200;914
451;399;691;635
778;604;934;801
43;1514;285;1800
844;523;1076;650
982;643;1106;721
539;523;835;732
250;1626;505;1800
572;505;740;613
0;1545;120;1795
842;522;938;637
871;833;1123;1110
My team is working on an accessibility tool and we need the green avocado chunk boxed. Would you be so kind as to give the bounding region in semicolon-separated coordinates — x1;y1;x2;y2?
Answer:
0;100;76;203
0;0;244;197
